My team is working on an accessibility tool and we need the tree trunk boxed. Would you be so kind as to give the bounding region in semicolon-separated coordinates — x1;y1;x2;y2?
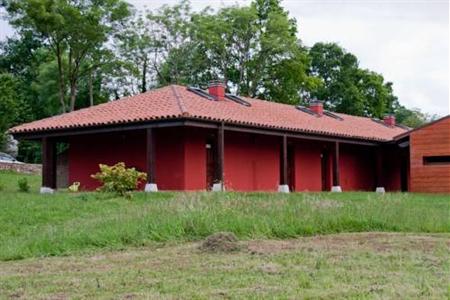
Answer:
69;80;77;112
141;58;147;93
88;70;94;107
56;44;67;113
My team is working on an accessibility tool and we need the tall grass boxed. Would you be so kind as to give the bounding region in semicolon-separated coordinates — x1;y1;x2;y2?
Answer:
0;171;449;261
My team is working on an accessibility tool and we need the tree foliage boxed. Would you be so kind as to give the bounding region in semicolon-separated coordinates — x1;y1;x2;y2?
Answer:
308;42;397;118
2;0;130;112
0;73;31;148
0;0;436;162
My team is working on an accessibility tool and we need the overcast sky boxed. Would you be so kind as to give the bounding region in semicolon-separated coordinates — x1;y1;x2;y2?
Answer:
1;0;449;116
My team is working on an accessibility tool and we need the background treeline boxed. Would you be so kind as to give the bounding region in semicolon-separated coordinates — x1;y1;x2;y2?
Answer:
0;0;436;162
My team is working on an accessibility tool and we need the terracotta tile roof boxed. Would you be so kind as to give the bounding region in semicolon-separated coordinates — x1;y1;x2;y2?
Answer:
9;84;408;141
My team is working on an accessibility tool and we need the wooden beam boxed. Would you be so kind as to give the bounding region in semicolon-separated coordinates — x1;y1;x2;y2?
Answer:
41;137;56;188
216;122;225;183
14;118;381;147
220;124;379;146
13;120;187;140
281;135;288;185
146;128;156;183
375;148;383;187
332;141;340;187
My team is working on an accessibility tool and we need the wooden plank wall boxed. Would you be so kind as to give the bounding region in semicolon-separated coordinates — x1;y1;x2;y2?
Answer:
410;117;450;193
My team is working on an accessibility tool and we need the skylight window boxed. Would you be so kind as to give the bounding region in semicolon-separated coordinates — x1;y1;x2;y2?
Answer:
323;111;344;121
296;106;317;116
187;86;215;100
225;94;251;107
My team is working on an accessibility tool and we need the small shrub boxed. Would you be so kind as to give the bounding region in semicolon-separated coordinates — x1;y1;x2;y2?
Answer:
18;178;30;193
91;162;147;196
68;182;80;193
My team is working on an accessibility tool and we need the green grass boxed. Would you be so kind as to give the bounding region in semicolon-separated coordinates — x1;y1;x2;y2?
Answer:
0;233;448;299
0;171;449;261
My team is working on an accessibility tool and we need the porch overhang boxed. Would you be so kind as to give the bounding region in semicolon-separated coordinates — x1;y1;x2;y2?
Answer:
11;117;385;147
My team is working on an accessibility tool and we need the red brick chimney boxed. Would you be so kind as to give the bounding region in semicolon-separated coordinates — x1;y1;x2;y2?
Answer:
208;81;225;101
309;100;324;116
383;114;396;127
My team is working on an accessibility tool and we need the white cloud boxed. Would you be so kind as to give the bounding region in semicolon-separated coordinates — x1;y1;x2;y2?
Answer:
1;0;449;115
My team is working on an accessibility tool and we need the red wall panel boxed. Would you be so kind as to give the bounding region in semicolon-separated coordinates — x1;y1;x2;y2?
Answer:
69;128;186;191
224;132;279;191
154;127;185;190
382;146;403;191
67;126;395;193
294;141;323;191
339;144;376;191
184;128;209;190
410;117;450;193
68;131;147;190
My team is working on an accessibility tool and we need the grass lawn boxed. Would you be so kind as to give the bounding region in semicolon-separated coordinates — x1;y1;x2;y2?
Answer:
0;233;448;299
0;170;449;298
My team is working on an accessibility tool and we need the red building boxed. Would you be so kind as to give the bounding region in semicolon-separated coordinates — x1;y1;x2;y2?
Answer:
10;83;412;193
395;116;450;193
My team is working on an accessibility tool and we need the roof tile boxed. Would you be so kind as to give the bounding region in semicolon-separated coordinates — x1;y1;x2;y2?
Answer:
9;84;407;141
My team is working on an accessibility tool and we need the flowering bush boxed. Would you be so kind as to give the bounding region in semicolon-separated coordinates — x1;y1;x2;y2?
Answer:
68;182;80;193
91;162;147;196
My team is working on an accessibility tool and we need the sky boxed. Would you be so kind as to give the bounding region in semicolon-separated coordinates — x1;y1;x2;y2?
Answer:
1;0;449;116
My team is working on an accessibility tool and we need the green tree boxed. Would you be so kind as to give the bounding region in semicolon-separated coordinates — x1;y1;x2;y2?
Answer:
394;106;437;128
113;0;193;94
157;0;318;104
3;0;130;112
308;42;397;118
0;73;31;149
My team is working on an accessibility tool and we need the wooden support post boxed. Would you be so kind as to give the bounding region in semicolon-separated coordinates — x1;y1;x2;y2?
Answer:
332;141;341;191
217;122;225;182
376;148;383;187
278;135;289;193
281;135;288;185
145;128;157;192
41;137;56;190
212;123;225;191
375;147;385;193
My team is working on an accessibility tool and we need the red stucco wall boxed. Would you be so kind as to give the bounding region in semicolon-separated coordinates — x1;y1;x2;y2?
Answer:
294;140;323;191
339;144;376;191
154;127;185;190
68;131;147;190
69;128;186;191
184;128;209;190
382;146;403;192
67;127;398;192
224;132;280;191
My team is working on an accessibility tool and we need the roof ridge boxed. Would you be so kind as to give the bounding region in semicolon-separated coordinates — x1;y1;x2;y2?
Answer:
171;85;189;117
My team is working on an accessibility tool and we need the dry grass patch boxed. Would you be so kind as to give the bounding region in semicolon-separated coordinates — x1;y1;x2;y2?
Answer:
200;232;240;253
0;233;448;299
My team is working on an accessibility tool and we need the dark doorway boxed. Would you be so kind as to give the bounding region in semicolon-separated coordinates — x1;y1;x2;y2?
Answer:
287;144;296;191
206;138;216;190
400;151;409;192
321;148;330;191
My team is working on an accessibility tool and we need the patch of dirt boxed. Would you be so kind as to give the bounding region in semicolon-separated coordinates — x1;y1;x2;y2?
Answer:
200;232;240;253
258;262;282;275
246;233;450;255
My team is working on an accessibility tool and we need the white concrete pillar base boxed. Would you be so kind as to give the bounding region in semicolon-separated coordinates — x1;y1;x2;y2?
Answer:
212;182;224;192
144;183;158;192
40;187;54;194
278;184;290;193
375;187;385;193
331;186;342;192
